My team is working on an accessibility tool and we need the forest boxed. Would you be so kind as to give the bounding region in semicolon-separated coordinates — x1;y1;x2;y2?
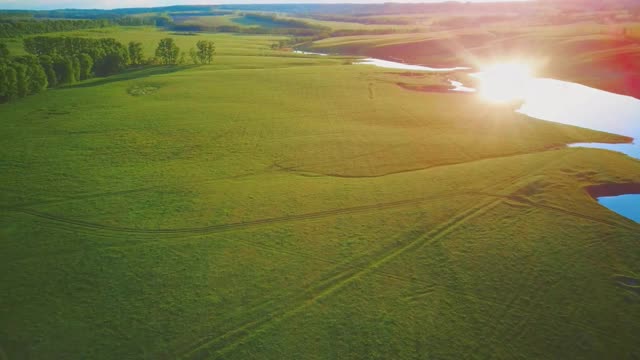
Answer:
0;36;214;102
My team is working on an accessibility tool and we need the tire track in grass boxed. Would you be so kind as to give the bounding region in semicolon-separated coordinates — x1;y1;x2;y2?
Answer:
433;205;628;354
479;192;639;232
6;192;481;269
467;150;638;232
461;160;638;353
423;242;624;349
171;228;444;359
241;238;439;289
442;285;622;349
195;153;612;359
1;170;267;211
468;245;572;356
443;151;637;352
506;265;625;350
6;147;569;269
2;215;443;292
4;192;483;270
7;146;572;235
281;146;572;179
180;198;503;359
15;148;624;354
402;288;438;302
2;186;161;210
171;227;428;358
14;192;473;235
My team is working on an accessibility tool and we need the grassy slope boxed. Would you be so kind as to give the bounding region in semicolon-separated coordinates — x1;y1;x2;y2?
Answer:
284;15;416;31
1;28;640;359
171;13;415;32
173;14;240;28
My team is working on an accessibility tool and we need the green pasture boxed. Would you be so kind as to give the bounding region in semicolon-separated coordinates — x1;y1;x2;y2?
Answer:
173;14;240;28
1;27;289;58
1;26;640;359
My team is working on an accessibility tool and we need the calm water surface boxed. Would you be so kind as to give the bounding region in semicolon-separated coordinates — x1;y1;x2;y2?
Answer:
355;58;470;72
292;50;328;56
513;78;640;160
449;80;476;93
598;195;640;223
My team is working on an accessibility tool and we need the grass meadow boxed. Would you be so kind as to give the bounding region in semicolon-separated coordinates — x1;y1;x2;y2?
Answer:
1;27;640;359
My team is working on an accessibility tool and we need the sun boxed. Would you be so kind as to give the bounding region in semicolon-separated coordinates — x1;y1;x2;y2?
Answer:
473;62;534;103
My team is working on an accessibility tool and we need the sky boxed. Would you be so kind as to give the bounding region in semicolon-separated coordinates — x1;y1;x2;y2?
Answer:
0;0;521;10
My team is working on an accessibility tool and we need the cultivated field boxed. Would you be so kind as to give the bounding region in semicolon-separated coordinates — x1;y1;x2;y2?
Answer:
1;13;640;360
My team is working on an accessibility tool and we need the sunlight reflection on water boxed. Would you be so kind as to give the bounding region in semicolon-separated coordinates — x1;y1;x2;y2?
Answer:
517;78;640;146
355;58;470;72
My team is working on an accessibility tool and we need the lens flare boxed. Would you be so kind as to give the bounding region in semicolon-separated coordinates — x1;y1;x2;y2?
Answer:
474;62;533;103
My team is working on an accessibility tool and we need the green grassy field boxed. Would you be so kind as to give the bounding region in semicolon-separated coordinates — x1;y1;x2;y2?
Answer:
1;27;292;58
173;14;304;29
1;27;640;359
173;14;241;28
169;12;418;34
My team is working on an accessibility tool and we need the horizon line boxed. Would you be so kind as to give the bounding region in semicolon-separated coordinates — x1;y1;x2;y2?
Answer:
0;0;532;12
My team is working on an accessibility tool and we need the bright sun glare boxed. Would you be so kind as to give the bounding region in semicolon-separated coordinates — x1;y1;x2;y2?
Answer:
474;62;534;103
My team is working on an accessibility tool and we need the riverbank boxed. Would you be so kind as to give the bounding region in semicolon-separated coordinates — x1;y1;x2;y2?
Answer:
308;31;640;100
586;183;640;198
585;183;640;223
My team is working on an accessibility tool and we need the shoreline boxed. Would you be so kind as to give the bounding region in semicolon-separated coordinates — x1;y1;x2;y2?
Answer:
585;183;640;199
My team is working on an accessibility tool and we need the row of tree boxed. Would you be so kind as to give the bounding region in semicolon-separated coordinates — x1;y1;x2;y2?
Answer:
24;36;131;76
0;16;164;38
155;38;216;65
0;19;111;38
0;39;124;102
0;50;48;102
169;23;328;37
0;37;216;103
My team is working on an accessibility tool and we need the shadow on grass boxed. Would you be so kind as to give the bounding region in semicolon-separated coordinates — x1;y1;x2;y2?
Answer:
67;65;199;89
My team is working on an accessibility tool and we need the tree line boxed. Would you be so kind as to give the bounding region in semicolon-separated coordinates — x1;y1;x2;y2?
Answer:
308;14;415;25
170;23;329;37
155;38;216;65
0;37;215;103
0;44;48;102
17;6;216;19
0;16;164;38
0;19;111;38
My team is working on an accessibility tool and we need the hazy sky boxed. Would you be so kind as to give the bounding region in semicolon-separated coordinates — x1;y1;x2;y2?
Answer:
0;0;521;10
